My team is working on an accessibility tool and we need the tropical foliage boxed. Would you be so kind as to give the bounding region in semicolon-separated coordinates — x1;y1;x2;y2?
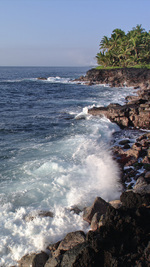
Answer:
96;25;150;68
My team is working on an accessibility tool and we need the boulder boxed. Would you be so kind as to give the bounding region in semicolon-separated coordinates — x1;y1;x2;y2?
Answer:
133;177;150;194
83;197;110;224
120;191;150;208
109;199;122;209
119;139;130;145
18;252;49;267
37;77;47;80
52;231;86;257
45;256;61;267
25;211;54;222
70;206;82;215
60;243;97;267
90;212;101;231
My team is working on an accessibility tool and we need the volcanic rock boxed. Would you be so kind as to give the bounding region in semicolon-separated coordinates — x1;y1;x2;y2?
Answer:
18;252;49;267
83;197;110;224
51;231;86;258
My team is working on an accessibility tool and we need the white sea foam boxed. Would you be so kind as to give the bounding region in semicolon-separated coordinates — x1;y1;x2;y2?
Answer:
46;76;72;84
75;106;90;120
0;116;121;266
38;76;86;85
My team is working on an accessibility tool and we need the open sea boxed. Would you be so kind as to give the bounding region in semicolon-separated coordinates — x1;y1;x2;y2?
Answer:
0;66;137;266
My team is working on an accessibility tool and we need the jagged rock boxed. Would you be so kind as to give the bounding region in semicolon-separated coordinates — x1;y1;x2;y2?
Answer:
37;77;47;80
145;171;150;180
25;210;54;222
45;256;61;267
133;177;150;194
52;231;86;257
85;202;150;266
70;206;82;215
88;87;150;129
90;212;101;231
47;241;61;258
60;242;97;267
109;199;122;209
77;68;150;89
83;197;110;224
119;139;130;145
125;146;140;159
18;252;49;267
120;191;150;208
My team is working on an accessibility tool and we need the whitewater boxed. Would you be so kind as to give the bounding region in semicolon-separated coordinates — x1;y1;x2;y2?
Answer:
0;67;137;266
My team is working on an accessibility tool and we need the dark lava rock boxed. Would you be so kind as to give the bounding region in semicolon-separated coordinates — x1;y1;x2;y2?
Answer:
79;68;150;89
52;231;86;258
120;190;150;208
18;252;49;267
83;196;110;224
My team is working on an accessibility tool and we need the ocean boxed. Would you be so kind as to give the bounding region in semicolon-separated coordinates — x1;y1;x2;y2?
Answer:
0;66;137;266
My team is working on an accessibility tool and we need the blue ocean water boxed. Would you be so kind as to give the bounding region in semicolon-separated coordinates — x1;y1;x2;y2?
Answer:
0;67;137;266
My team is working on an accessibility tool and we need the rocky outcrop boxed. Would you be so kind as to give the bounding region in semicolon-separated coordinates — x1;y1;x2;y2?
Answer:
18;252;49;267
78;68;150;129
77;68;150;89
88;89;150;129
37;77;47;80
83;196;110;224
112;132;150;189
18;190;150;267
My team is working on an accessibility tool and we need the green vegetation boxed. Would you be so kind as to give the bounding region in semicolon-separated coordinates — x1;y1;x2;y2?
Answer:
95;64;150;70
96;25;150;68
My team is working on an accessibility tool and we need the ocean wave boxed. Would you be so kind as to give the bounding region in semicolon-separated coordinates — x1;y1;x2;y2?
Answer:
37;76;86;85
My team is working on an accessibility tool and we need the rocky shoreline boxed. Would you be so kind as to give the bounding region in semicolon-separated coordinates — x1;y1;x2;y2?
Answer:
18;68;150;267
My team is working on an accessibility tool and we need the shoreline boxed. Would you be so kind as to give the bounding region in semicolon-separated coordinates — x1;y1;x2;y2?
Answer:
17;68;150;267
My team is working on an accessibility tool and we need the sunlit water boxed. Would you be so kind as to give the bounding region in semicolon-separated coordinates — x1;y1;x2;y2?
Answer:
0;67;137;266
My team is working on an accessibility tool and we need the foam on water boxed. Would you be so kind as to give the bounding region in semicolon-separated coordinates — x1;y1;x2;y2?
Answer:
0;115;121;266
46;76;74;84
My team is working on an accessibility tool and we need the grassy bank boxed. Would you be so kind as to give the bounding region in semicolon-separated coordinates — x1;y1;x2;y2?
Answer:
95;64;150;70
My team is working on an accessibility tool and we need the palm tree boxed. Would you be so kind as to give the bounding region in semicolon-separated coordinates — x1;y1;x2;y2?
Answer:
96;25;150;67
100;36;111;52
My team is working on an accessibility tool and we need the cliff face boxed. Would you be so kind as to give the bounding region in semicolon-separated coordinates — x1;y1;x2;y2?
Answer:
79;68;150;89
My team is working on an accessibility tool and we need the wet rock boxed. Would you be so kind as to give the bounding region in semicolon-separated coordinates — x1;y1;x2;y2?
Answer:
125;147;140;159
37;77;47;80
37;77;47;81
45;256;61;267
120;191;150;208
47;241;61;258
90;212;101;231
123;144;131;149
133;177;150;195
25;210;54;222
53;231;86;257
109;199;122;209
88;89;150;129
70;206;82;215
145;171;150;180
119;139;130;145
18;252;49;267
60;242;97;267
83;197;110;224
78;68;150;89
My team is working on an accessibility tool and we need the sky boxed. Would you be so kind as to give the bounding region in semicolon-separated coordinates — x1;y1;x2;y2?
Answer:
0;0;150;66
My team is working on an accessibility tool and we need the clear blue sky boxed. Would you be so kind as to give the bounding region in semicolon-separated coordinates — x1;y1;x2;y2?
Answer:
0;0;150;66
